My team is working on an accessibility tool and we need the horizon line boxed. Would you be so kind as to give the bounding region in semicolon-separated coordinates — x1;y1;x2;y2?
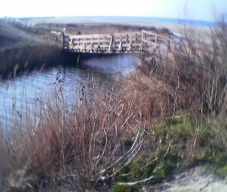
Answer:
0;15;216;23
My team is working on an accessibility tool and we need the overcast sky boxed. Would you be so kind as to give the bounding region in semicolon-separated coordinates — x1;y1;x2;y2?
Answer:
0;0;226;21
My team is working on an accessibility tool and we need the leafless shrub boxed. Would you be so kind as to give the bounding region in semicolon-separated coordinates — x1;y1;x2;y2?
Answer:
0;76;144;191
136;16;227;116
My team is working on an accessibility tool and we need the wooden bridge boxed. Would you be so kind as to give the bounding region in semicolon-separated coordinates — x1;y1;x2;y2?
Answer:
59;30;173;54
2;17;201;56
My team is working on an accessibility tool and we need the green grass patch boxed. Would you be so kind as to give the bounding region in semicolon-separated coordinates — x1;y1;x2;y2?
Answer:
116;114;227;186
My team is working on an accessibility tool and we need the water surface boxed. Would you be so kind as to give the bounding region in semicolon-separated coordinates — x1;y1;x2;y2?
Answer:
0;54;140;129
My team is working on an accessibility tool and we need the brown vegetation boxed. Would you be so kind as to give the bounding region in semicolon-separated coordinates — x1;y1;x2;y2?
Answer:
127;17;227;117
0;17;227;191
0;22;62;78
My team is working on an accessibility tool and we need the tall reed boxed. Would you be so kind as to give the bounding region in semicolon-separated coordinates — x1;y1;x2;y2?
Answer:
0;75;144;191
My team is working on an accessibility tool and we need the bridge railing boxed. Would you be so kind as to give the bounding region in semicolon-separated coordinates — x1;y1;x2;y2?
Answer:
63;30;167;53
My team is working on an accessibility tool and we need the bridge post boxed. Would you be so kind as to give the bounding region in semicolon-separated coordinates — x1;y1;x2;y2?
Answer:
142;32;146;40
126;34;129;43
128;35;132;51
118;35;122;52
90;37;94;52
139;42;144;52
62;32;64;50
108;35;113;52
97;36;100;52
69;38;73;49
141;32;145;52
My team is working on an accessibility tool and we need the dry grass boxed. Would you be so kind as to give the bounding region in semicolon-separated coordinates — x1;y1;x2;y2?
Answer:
0;22;62;79
63;23;156;35
127;17;227;117
0;76;145;191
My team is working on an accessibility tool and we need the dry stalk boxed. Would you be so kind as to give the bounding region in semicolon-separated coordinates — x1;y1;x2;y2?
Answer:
117;175;155;186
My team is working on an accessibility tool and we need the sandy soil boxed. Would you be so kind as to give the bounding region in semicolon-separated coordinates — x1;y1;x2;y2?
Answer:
143;165;227;192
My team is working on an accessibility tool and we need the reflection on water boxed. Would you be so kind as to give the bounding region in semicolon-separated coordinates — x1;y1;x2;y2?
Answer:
82;54;139;75
0;54;140;129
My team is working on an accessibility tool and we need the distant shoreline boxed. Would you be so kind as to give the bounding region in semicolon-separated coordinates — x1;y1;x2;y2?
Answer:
3;16;213;35
2;16;216;27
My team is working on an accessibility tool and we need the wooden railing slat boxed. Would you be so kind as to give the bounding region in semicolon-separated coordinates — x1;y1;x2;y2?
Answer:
61;29;180;54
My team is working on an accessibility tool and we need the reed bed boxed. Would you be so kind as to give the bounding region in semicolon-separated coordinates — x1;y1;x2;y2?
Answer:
0;22;62;79
0;75;145;191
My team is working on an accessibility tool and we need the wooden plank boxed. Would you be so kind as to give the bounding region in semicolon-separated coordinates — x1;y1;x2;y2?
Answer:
71;43;142;49
68;33;141;38
71;41;142;47
70;36;142;43
71;41;143;47
65;32;142;39
86;37;139;42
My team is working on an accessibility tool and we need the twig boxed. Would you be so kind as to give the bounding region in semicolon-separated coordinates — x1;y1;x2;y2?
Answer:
120;157;159;177
117;175;154;186
164;139;174;157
